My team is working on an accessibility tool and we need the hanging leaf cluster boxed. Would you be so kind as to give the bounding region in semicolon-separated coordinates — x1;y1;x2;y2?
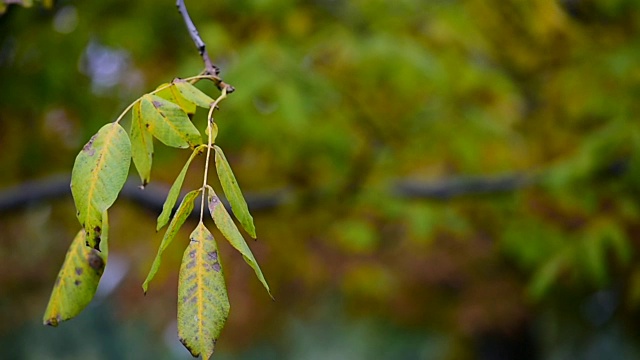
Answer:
43;77;270;359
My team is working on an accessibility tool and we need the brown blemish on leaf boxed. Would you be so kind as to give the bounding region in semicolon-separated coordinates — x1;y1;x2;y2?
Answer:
82;135;97;156
179;338;199;357
55;276;61;286
213;263;221;272
152;100;163;108
189;249;196;258
75;267;83;275
208;251;218;261
88;250;105;275
186;260;196;269
74;279;82;286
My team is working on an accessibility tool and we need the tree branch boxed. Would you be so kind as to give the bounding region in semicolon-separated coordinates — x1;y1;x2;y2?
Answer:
0;173;536;217
0;176;289;218
176;0;234;93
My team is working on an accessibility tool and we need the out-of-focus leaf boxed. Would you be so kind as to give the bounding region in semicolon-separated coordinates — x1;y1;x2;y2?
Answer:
207;187;271;297
139;94;201;149
43;229;107;326
157;146;203;231
71;123;131;249
177;222;229;360
214;146;256;238
173;79;215;108
130;100;154;186
528;255;565;300
143;189;200;293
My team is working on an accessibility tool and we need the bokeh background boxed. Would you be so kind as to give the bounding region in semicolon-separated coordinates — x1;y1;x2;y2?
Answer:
2;0;640;359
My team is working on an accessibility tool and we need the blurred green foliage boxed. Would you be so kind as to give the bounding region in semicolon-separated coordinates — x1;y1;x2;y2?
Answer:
2;0;640;358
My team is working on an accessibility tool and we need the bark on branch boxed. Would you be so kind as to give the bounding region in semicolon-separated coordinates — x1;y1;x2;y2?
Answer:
176;0;234;92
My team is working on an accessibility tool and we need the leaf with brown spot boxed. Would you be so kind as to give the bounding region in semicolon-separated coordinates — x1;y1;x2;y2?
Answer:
177;222;229;360
173;79;215;109
155;82;197;116
43;229;107;326
208;187;271;298
71;123;131;249
143;189;200;293
140;94;201;149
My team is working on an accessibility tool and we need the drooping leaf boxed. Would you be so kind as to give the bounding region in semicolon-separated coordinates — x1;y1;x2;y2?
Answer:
178;222;229;360
143;189;200;293
208;187;271;297
43;229;107;326
140;94;201;149
214;146;256;238
157;147;203;231
130;100;154;186
155;83;197;116
173;79;215;108
71;123;131;249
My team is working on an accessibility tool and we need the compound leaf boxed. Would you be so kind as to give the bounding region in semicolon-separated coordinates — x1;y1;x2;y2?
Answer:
43;229;107;326
208;188;271;297
173;79;215;108
71;123;131;249
157;147;202;231
214;146;256;238
143;189;200;293
130;100;154;186
178;222;229;360
140;94;201;149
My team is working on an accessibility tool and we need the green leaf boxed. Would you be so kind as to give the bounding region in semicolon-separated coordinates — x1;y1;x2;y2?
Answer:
173;79;215;108
130;100;154;186
178;222;229;360
157;147;203;231
208;187;271;298
143;189;200;293
214;146;256;238
155;83;197;116
140;94;201;149
71;123;131;249
43;229;107;326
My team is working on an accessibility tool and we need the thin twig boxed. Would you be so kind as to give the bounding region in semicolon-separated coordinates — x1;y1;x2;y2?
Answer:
176;0;234;93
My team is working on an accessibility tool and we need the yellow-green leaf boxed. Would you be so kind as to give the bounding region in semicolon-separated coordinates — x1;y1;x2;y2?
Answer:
208;187;271;298
214;146;256;238
157;147;203;231
130;101;154;186
155;83;197;116
178;222;229;360
140;94;201;149
71;123;131;249
173;79;215;108
143;189;200;293
43;229;107;326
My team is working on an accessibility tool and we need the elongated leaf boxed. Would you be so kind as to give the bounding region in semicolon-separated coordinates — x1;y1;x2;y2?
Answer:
214;146;256;238
155;83;197;116
178;222;229;359
130;101;154;186
140;94;201;149
157;147;203;231
173;79;215;108
71;123;131;248
143;189;200;293
208;188;271;297
43;229;107;326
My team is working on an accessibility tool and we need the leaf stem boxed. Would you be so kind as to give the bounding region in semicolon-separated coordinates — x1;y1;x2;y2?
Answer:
199;88;228;222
